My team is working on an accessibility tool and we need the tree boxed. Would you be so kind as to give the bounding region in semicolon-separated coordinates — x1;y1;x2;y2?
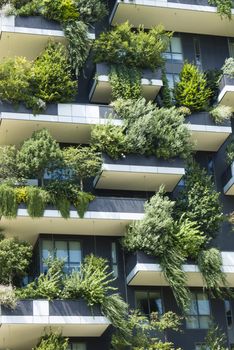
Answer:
33;332;68;350
161;67;173;108
175;160;224;239
202;324;229;350
17;129;62;186
0;146;18;181
0;234;32;285
174;62;212;112
63;146;102;191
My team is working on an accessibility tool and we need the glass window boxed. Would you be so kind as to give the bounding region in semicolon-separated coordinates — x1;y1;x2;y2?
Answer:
194;38;202;68
166;73;180;90
229;38;234;58
111;242;118;278
225;300;233;329
42;239;81;274
163;37;183;61
67;343;86;350
186;291;211;329
195;345;210;350
135;290;163;316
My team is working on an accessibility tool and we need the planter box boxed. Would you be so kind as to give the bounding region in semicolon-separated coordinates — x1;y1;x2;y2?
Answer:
218;75;234;110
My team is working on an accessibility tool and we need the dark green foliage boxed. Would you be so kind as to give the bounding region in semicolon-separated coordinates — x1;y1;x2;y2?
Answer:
31;42;77;103
175;161;223;239
0;146;18;182
208;0;233;19
93;22;171;70
202;324;229;350
25;186;50;217
198;248;231;298
205;69;222;106
74;191;95;218
42;0;79;22
0;235;32;285
75;0;108;24
0;184;18;218
33;332;68;350
226;139;234;165
161;68;173;108
17;129;62;185
109;65;142;100
174;62;212;112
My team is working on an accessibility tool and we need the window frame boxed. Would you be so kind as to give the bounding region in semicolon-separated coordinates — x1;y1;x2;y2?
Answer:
135;289;163;316
163;36;183;62
111;241;118;278
186;291;211;330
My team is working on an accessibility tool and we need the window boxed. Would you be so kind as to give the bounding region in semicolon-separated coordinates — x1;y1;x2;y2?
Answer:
135;290;163;316
194;38;202;68
225;300;233;329
229;38;234;58
195;345;210;350
42;239;82;274
67;343;86;350
163;37;183;61
111;242;118;278
166;73;180;90
186;292;211;329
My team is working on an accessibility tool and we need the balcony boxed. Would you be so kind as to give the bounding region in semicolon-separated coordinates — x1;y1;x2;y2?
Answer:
0;299;110;350
89;63;163;103
185;112;232;152
94;154;185;191
110;0;234;37
1;197;145;243
126;251;234;287
0;15;95;60
222;162;234;195
218;75;234;110
0;102;116;146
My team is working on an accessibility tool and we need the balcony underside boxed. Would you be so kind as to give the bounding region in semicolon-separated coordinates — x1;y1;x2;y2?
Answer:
0;320;109;350
188;125;232;152
110;1;234;37
1;208;144;244
218;88;234;110
89;77;163;103
94;165;184;191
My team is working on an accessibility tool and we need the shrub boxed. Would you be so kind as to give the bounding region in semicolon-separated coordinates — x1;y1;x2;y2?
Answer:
31;42;77;103
174;62;212;112
222;57;234;78
205;69;222;106
42;0;79;22
91;123;127;160
75;0;108;24
0;184;18;218
202;324;229;350
33;332;68;350
175;161;223;239
0;146;18;181
210;105;232;124
109;65;142;100
0;285;17;308
25;186;50;217
17;129;62;185
0;235;32;285
161;68;173;108
226;140;234;165
208;0;233;19
93;22;171;70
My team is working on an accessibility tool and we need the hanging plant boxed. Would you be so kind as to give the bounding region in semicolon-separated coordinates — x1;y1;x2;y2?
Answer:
25;187;50;217
75;191;95;218
208;0;233;19
0;184;18;218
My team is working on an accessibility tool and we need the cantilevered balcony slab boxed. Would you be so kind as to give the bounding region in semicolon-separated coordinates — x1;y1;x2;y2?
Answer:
1;197;145;243
110;0;234;37
89;63;163;103
218;75;234;110
94;154;185;191
0;299;110;350
0;102;115;146
126;251;234;287
0;15;95;60
223;162;234;195
185;112;232;152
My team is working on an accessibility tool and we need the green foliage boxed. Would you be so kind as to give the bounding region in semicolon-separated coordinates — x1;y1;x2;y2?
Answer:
161;68;173;108
198;248;230;298
63;21;90;77
25;186;50;217
222;57;234;78
111;311;182;350
10;0;42;15
62;146;102;190
33;332;68;350
226;140;234;165
101;294;129;333
205;69;222;106
17;129;62;185
31;42;77;103
0;285;17;309
62;254;116;305
17;258;64;300
93;22;171;70
42;0;79;22
208;0;233;19
174;62;212;112
0;146;18;182
0;235;32;285
109;65;142;100
75;0;107;24
91;123;126;160
202;324;228;350
0;184;18;218
74;191;95;218
175;161;223;239
210;105;232;124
